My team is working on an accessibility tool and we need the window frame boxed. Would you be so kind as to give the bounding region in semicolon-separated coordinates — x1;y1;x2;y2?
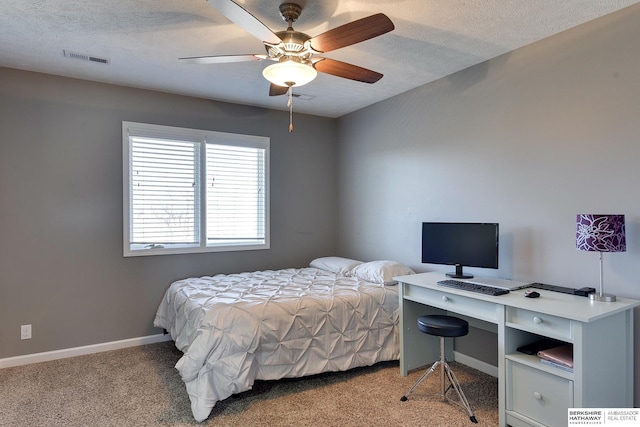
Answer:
122;121;270;257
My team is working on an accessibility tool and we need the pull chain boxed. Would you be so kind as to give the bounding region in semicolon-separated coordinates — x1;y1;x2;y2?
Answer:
287;86;294;133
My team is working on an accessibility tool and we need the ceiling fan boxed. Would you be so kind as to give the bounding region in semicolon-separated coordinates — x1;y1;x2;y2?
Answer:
181;0;395;131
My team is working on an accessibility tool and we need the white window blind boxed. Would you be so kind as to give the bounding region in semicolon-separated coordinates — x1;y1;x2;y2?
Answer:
130;137;200;247
123;122;269;256
206;144;265;245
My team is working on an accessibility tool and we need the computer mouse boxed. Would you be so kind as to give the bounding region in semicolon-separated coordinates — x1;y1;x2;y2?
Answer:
524;290;540;298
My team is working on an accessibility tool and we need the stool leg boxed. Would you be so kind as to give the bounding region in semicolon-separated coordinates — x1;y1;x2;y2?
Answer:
400;359;440;401
400;334;478;424
443;361;478;424
439;336;446;400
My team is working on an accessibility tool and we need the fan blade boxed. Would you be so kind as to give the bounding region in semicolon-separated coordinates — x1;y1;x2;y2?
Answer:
309;13;394;53
208;0;281;45
313;58;383;83
179;54;265;64
269;84;289;96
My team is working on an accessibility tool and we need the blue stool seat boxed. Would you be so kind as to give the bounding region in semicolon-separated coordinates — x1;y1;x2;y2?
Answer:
417;315;469;338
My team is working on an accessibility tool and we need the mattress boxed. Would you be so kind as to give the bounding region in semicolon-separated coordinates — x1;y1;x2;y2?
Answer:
153;267;399;421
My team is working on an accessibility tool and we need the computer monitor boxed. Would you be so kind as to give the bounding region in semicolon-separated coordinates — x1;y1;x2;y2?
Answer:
421;222;499;279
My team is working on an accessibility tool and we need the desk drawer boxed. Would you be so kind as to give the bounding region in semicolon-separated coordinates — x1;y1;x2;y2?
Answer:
506;307;573;341
403;285;499;323
507;360;573;427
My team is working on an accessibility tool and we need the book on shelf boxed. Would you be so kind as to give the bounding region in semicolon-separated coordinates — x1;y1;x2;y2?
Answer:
537;343;573;371
539;357;574;373
516;338;564;355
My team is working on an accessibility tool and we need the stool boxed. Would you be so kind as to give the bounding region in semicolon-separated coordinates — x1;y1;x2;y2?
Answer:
400;314;478;424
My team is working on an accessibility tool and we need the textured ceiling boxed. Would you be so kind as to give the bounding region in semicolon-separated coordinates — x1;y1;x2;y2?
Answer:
1;0;639;118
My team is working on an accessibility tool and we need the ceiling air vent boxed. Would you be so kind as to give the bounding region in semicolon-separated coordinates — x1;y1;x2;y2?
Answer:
63;49;110;65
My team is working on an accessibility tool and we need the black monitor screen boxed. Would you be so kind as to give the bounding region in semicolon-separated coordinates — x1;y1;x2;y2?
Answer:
421;222;499;279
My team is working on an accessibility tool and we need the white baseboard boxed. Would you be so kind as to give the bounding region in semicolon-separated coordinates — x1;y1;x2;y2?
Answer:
0;333;172;369
454;351;498;378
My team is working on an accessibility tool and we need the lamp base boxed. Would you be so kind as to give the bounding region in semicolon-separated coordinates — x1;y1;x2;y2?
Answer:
589;292;616;302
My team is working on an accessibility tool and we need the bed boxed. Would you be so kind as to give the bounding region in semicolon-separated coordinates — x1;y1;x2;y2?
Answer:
153;257;414;421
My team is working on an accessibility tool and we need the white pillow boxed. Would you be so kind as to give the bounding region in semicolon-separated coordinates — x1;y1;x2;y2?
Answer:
309;256;363;275
351;260;415;285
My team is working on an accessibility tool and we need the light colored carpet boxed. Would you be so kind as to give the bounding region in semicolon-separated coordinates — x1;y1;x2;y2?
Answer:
0;342;498;426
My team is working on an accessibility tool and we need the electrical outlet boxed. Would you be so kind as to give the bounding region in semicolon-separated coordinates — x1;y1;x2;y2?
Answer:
20;324;32;340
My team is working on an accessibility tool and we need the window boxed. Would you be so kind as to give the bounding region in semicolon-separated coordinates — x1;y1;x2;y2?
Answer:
123;122;269;256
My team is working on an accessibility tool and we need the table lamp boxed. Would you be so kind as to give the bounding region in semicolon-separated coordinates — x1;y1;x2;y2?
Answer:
576;214;626;302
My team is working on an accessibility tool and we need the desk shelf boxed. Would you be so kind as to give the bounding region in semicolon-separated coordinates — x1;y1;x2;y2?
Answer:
505;353;574;381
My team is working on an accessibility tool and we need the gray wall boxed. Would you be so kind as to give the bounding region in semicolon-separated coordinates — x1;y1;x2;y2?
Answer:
336;4;640;404
2;1;640;405
0;68;338;358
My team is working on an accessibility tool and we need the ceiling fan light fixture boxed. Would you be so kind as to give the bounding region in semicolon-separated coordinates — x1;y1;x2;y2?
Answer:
262;59;317;88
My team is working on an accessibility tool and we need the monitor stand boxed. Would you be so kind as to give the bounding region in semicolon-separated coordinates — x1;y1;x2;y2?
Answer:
446;264;473;279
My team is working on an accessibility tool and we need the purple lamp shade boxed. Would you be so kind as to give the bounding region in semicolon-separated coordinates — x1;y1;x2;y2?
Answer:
576;214;626;253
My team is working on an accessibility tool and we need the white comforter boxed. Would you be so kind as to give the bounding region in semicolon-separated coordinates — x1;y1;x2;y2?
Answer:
154;267;399;421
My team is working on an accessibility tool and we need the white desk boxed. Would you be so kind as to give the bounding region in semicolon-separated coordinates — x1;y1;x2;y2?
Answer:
395;272;639;427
